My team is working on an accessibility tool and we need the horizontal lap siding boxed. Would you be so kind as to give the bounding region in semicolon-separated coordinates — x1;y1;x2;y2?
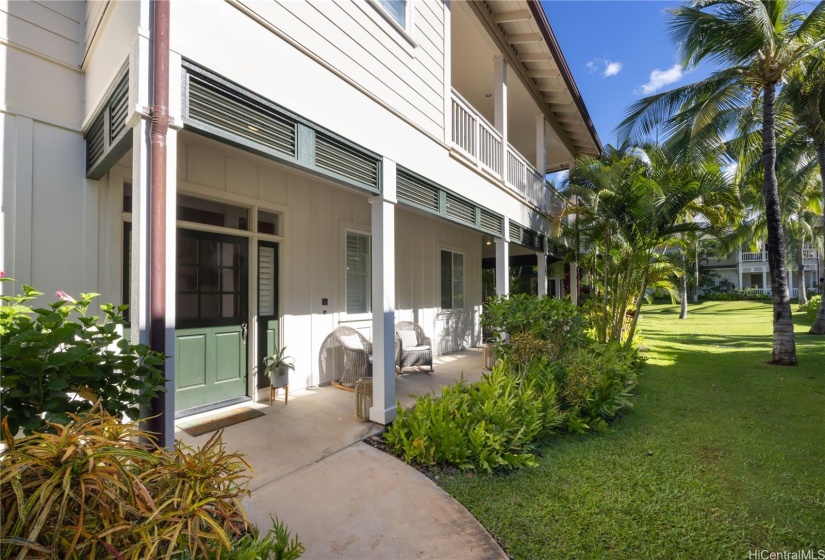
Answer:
249;0;445;137
0;1;82;67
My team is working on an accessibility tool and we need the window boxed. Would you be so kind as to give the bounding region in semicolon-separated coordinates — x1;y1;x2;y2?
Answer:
441;250;464;310
346;231;371;314
375;0;407;28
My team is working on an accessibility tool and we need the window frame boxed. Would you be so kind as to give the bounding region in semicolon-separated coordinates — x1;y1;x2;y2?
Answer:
362;0;418;51
344;228;372;318
440;248;465;311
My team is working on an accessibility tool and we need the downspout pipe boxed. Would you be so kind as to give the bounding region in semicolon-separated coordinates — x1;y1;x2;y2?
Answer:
149;0;170;447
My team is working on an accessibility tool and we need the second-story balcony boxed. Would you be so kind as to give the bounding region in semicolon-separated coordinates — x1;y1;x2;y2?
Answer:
741;251;766;262
451;88;560;215
449;1;584;218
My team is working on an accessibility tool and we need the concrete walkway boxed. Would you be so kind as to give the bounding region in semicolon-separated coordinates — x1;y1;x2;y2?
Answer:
176;348;508;559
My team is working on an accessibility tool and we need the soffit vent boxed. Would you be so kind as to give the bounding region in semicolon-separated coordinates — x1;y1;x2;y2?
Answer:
445;194;474;225
187;73;297;158
86;113;105;171
479;209;503;236
108;73;129;144
397;170;439;212
315;133;379;189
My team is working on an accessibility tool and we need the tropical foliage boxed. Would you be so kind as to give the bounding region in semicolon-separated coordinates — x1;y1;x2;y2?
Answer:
617;0;825;362
384;297;643;472
562;144;733;345
0;409;304;559
0;282;166;437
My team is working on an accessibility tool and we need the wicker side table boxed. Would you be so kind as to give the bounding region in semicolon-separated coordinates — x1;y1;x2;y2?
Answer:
354;377;373;421
482;344;496;370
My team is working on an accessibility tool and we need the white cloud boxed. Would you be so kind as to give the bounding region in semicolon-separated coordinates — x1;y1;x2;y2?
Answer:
604;61;623;77
586;58;623;78
638;64;684;94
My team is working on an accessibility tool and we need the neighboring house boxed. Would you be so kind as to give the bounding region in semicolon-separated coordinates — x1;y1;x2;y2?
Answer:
1;0;600;441
704;243;821;296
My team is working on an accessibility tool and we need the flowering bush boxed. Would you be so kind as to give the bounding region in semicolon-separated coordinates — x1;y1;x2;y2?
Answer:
0;280;166;436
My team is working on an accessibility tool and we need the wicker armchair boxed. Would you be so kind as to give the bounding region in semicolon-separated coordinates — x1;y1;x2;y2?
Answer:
395;321;433;372
332;326;373;387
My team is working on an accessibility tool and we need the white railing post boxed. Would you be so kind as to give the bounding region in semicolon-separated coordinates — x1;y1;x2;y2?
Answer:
494;56;507;183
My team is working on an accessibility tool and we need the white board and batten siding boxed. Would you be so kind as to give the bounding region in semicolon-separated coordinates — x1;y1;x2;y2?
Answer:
119;136;480;391
1;0;98;299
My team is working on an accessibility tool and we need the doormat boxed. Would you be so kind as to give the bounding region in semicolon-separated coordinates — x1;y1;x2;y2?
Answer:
178;407;265;437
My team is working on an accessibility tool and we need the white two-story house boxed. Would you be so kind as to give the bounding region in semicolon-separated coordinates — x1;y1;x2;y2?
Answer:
705;243;821;297
1;0;601;443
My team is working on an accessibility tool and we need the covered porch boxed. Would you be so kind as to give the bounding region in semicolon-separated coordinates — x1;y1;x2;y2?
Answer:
174;348;486;489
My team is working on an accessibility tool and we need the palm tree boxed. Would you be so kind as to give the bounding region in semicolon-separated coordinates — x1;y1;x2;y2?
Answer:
564;144;730;345
619;0;825;365
783;55;825;332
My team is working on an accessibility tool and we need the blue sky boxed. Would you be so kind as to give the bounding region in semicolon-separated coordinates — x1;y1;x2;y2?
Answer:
543;1;705;148
543;0;818;151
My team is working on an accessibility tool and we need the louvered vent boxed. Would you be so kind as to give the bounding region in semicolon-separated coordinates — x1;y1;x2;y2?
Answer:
86;113;105;170
108;74;129;143
397;171;439;211
523;230;544;250
445;194;474;225
509;222;522;244
187;73;296;158
479;209;502;236
315;134;379;189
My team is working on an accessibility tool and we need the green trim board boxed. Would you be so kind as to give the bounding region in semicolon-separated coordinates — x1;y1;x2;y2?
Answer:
85;70;131;180
396;166;506;237
181;61;381;195
509;221;546;252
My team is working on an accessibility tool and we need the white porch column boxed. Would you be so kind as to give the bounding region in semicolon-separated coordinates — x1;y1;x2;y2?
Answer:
762;269;768;291
369;158;397;425
535;115;547;179
537;250;547;297
130;119;151;347
496;217;510;296
788;269;794;295
738;265;743;289
494;56;508;182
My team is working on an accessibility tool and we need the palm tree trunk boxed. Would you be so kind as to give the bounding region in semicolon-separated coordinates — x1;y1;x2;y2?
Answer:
693;241;700;304
810;141;825;335
680;251;688;319
762;82;797;364
624;263;649;348
798;242;807;306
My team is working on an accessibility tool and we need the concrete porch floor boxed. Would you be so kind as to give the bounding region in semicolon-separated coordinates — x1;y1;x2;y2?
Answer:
175;347;506;559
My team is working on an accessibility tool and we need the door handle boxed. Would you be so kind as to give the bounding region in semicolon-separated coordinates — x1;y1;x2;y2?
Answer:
241;322;248;343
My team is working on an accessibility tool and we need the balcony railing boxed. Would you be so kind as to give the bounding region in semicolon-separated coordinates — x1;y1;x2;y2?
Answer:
507;143;544;210
546;185;566;218
451;89;555;214
741;251;766;262
802;248;816;259
451;89;502;176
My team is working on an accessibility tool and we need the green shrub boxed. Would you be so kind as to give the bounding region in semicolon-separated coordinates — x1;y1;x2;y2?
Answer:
0;283;166;436
481;294;586;364
0;409;303;559
704;288;771;301
384;364;560;473
800;295;822;322
552;341;641;433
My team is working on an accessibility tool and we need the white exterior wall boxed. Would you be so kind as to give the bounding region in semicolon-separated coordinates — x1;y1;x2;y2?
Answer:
170;0;545;234
105;136;481;393
1;1;96;297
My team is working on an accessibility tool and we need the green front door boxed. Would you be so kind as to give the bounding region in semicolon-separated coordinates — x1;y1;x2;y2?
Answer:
175;229;249;413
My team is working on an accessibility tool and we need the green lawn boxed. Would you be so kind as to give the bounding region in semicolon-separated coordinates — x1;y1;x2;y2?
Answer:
442;301;825;559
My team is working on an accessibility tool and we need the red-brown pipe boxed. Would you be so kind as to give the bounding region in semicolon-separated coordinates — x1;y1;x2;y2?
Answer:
149;0;170;447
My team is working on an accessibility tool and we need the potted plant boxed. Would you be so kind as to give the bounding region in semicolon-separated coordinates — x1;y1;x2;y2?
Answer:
262;347;294;389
